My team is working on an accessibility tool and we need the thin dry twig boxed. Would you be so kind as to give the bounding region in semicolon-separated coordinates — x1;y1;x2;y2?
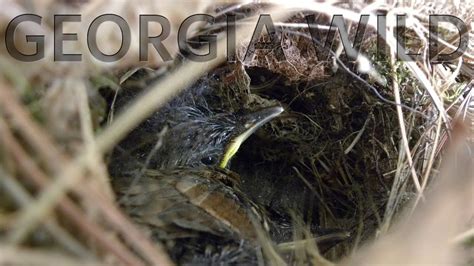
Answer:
388;37;422;193
411;116;443;211
0;167;93;258
0;82;169;265
0;117;145;266
0;245;101;266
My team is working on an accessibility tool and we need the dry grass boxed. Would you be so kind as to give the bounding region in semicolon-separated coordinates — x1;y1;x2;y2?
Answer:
0;0;472;265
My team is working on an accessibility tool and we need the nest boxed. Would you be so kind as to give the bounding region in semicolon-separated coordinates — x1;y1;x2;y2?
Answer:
0;1;472;265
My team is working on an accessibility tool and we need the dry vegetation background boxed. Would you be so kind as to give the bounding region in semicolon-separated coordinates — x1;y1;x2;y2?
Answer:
0;0;473;265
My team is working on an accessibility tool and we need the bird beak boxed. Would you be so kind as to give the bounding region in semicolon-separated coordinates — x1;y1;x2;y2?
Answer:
219;106;284;168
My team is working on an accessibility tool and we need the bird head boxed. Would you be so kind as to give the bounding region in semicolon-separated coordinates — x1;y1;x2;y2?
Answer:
155;106;284;169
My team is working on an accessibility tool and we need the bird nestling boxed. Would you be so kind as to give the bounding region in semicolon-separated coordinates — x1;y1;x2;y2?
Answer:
112;106;284;263
147;106;284;169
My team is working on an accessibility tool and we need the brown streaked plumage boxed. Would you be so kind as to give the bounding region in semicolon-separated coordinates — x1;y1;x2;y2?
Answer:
113;167;268;243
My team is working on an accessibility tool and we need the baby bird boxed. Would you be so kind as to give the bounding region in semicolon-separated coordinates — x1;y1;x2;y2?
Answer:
112;106;283;264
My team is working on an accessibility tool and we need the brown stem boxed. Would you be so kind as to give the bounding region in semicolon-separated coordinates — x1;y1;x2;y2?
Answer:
0;82;172;265
0;118;145;266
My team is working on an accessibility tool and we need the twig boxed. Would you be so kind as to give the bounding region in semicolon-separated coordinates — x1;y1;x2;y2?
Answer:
0;245;100;266
0;83;171;265
451;228;474;244
0;167;93;259
344;114;370;154
0;117;145;266
277;232;351;252
74;79;114;200
387;25;422;193
411;116;442;212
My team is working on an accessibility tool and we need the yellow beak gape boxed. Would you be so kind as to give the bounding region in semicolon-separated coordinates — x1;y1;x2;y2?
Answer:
219;106;284;168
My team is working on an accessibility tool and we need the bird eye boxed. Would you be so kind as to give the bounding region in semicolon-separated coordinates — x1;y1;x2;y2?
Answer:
201;156;217;166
